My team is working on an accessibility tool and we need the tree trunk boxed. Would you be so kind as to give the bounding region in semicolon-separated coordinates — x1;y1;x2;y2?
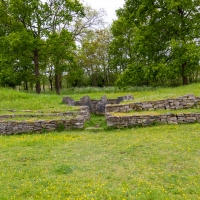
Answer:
48;72;53;91
182;62;188;85
107;68;110;86
59;73;62;89
55;73;60;95
24;82;28;90
42;79;45;92
33;50;41;94
49;78;53;91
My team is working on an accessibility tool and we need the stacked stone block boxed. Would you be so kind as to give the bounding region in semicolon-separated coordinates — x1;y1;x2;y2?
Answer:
106;94;200;128
106;94;199;113
106;113;200;128
0;106;90;135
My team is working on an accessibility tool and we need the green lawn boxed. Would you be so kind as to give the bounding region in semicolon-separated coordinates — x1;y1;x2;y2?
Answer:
0;125;200;199
0;85;200;199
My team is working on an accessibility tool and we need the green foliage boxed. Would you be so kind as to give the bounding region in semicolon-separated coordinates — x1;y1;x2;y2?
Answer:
0;0;85;93
56;123;66;132
110;0;200;87
77;29;115;86
116;63;147;86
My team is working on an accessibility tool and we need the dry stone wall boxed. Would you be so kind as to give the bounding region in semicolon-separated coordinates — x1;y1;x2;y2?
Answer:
106;112;200;128
106;94;200;128
0;106;90;135
105;94;200;113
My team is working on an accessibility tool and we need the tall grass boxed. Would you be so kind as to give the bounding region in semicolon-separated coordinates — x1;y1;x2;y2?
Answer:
46;83;200;101
60;86;156;94
46;83;200;96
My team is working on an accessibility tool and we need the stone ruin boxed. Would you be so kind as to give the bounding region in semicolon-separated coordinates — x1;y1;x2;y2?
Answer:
105;94;200;113
2;93;200;135
105;94;200;128
0;106;90;135
62;94;134;114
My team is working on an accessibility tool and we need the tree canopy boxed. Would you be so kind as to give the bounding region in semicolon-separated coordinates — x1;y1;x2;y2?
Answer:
0;0;199;92
111;0;200;86
0;0;84;93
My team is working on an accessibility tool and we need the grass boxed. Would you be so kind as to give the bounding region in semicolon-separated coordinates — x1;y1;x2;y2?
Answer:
1;83;200;109
0;115;72;122
111;108;200;116
0;87;78;112
1;84;200;199
0;125;200;199
84;114;107;130
59;83;200;101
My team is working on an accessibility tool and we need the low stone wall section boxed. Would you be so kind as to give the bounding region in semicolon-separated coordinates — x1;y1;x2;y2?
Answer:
106;112;200;128
63;94;134;114
0;106;90;135
105;94;200;113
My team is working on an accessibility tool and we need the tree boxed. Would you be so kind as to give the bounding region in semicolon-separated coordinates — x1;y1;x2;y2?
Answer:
65;5;111;87
77;28;114;86
0;0;84;93
68;4;107;43
46;30;76;94
111;0;200;86
109;15;136;78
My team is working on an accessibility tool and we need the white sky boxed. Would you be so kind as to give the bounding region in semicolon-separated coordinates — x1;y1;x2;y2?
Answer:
81;0;125;23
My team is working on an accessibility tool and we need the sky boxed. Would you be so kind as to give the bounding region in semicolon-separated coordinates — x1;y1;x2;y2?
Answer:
81;0;125;23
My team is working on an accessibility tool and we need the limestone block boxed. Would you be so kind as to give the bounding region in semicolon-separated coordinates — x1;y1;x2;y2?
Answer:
160;115;168;119
168;121;178;124
34;127;43;131
185;103;194;108
142;103;153;109
96;95;108;115
129;103;136;109
62;96;75;106
116;94;134;104
74;101;81;106
186;117;197;122
187;94;195;99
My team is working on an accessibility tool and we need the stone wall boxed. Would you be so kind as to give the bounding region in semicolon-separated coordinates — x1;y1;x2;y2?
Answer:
106;94;200;128
0;106;90;135
106;112;200;128
105;94;200;113
63;94;134;114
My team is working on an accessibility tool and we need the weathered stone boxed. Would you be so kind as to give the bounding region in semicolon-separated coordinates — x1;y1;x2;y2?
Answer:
62;96;75;106
142;103;153;109
0;107;89;135
80;96;93;113
74;101;81;106
116;94;134;104
96;95;108;115
168;121;178;124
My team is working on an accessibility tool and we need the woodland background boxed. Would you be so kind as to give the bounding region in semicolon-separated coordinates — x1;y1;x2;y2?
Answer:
0;0;199;94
